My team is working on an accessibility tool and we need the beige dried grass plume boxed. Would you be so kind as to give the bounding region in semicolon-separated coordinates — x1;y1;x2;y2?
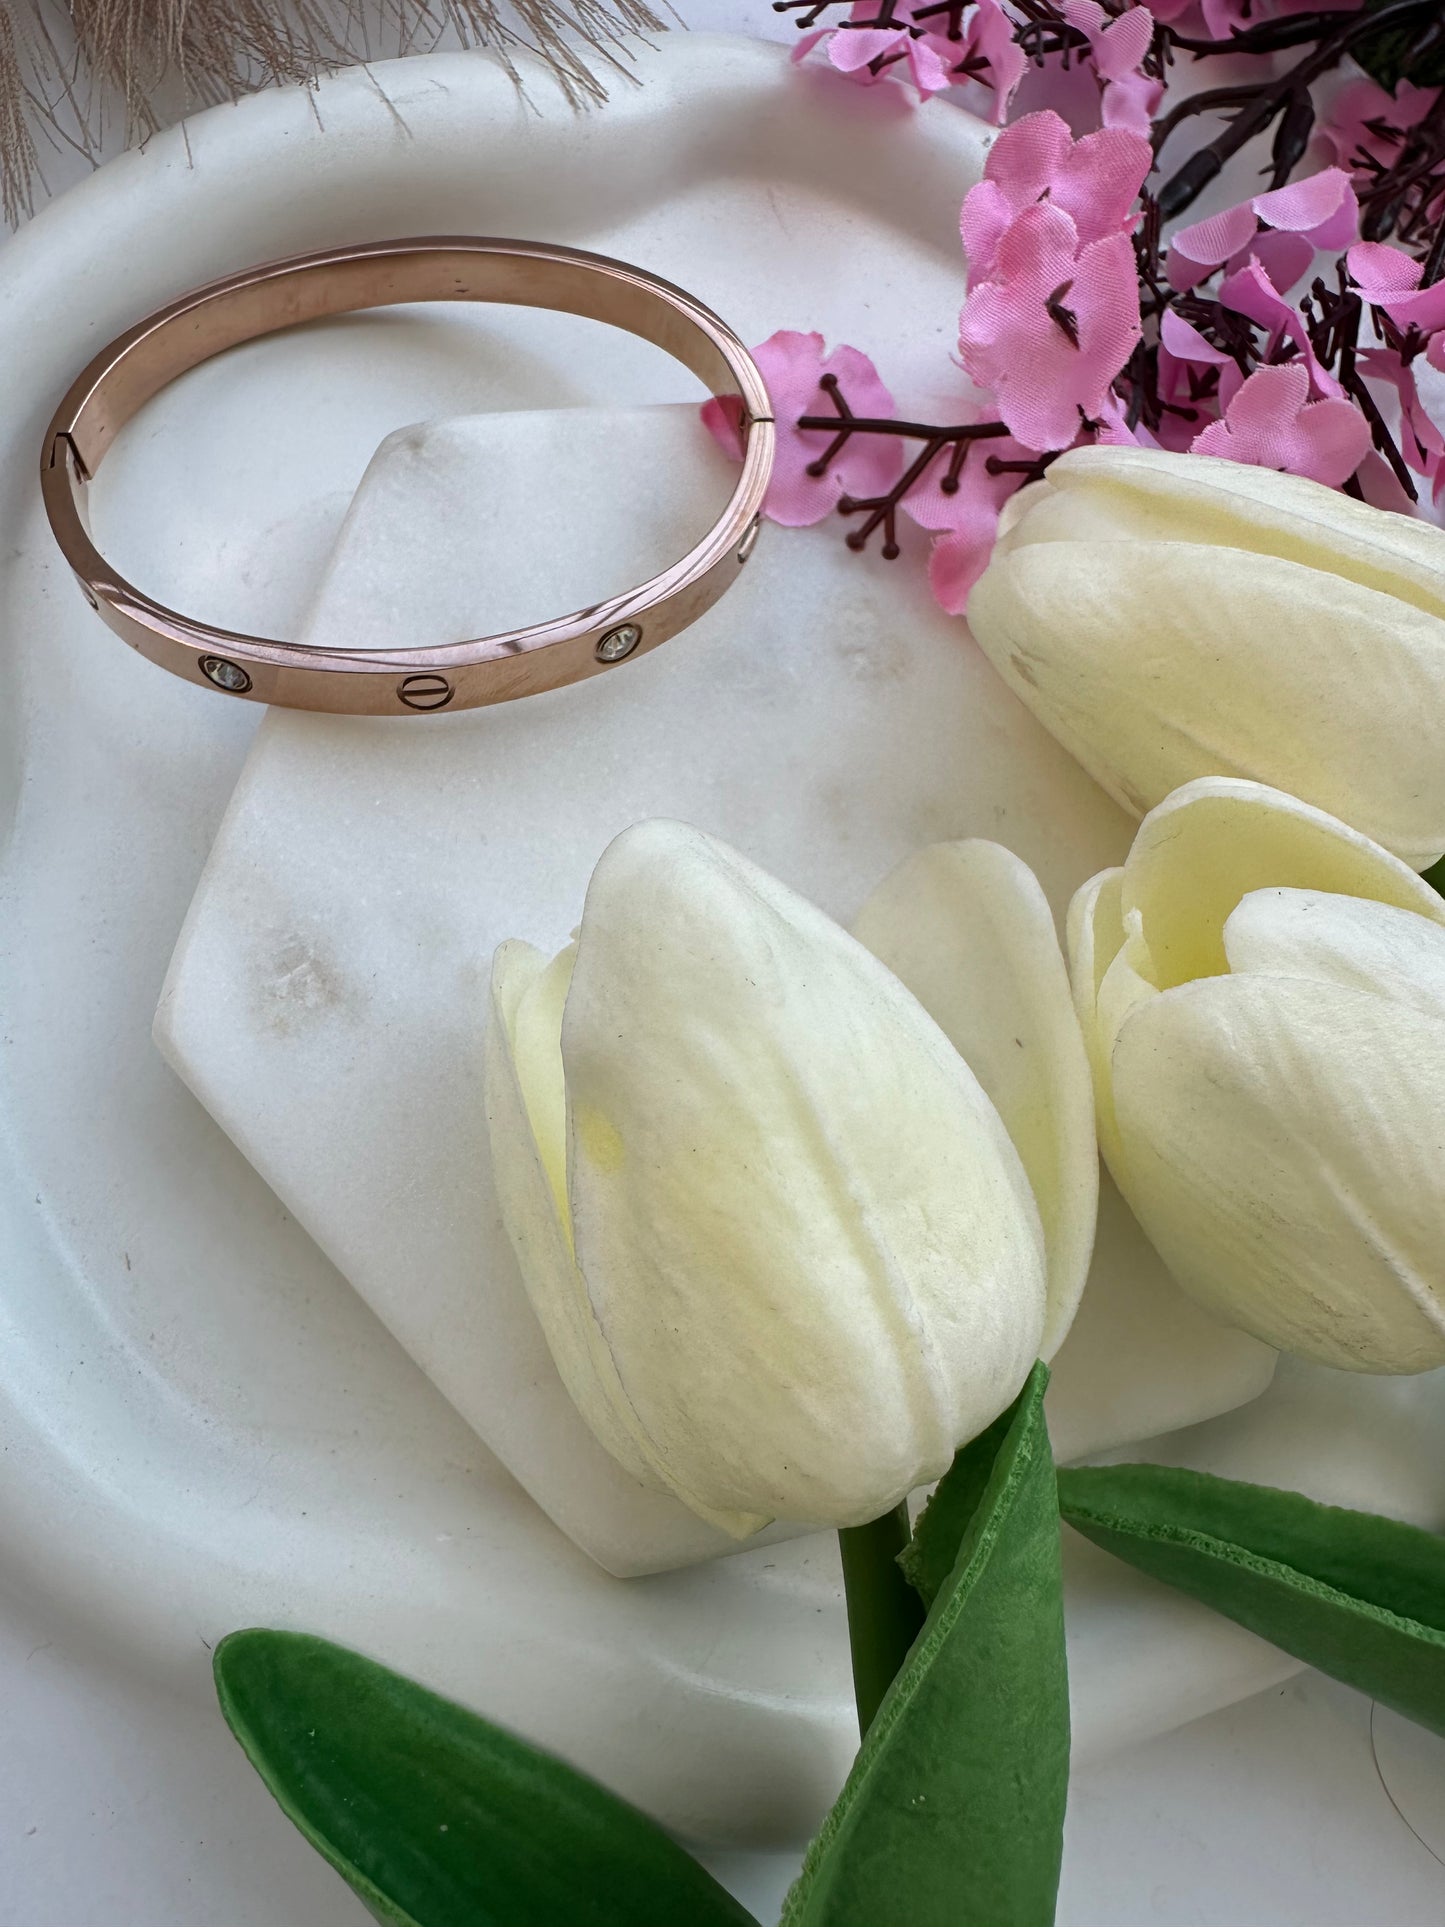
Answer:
3;0;669;224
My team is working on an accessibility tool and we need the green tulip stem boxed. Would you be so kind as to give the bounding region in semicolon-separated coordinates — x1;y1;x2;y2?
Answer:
838;1503;927;1737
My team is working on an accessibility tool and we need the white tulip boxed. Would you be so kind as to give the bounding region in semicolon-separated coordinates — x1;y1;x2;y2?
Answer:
969;445;1445;869
1070;777;1445;1373
485;821;1093;1534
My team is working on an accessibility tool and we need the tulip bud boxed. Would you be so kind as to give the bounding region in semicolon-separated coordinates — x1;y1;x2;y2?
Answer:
484;821;1086;1535
1070;777;1445;1372
969;445;1445;870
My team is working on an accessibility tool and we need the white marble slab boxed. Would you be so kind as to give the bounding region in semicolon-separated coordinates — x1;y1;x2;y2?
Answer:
157;400;1275;1576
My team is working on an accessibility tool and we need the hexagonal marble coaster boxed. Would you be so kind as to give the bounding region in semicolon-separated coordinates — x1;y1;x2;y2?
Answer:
156;401;1274;1576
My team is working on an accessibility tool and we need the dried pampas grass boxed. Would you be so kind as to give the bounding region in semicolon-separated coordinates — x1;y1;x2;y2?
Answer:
3;0;670;225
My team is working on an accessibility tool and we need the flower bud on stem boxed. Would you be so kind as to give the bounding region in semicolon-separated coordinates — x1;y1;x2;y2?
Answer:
838;1503;927;1736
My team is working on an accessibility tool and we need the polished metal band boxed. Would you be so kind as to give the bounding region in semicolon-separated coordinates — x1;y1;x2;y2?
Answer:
42;237;775;715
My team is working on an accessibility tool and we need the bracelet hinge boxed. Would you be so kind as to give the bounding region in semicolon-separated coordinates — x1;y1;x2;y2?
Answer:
48;431;91;482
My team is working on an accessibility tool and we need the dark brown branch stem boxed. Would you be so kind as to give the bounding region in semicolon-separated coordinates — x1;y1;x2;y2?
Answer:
794;374;1010;559
1156;0;1444;222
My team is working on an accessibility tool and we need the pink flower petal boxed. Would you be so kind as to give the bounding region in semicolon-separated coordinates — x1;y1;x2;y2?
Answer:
1215;357;1309;430
704;330;902;528
1217;357;1245;415
1103;69;1163;135
963;111;1149;283
960;207;1142;449
1391;283;1445;332
1280;395;1373;483
1245;228;1314;295
700;393;746;462
1090;389;1145;445
908;36;955;97
1061;2;1106;38
1051;125;1153;242
961;180;1015;285
1201;0;1249;32
1191;361;1371;486
1302;189;1360;253
1218;259;1341;396
1170;169;1359;292
963;0;1028;122
1168;204;1259;287
983;108;1073;209
1354;447;1420;515
901;424;1033;534
1322;77;1439;177
1347;241;1423;300
1089;2;1155;80
828;27;908;76
1253;167;1354;237
1359;347;1445;469
910;435;1036;615
1345;242;1445;334
1160;307;1232;367
1217;260;1277;328
929;518;1002;615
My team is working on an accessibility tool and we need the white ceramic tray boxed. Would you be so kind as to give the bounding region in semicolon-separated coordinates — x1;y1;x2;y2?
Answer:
4;32;1443;1853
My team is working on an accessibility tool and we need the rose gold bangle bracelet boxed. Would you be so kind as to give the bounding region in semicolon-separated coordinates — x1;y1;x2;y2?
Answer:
41;237;775;715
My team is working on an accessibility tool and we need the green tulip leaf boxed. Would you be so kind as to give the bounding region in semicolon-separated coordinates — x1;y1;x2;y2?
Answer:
782;1362;1069;1927
213;1629;759;1927
1060;1463;1445;1737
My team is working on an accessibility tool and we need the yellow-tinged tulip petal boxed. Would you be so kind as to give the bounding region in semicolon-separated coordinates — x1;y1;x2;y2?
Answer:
1223;889;1445;1024
1119;778;1445;988
852;840;1097;1356
1076;780;1445;1373
510;938;577;1236
1092;941;1158;1170
995;447;1445;615
1065;867;1128;1175
972;448;1445;867
488;821;1049;1534
1111;975;1445;1373
485;942;684;1503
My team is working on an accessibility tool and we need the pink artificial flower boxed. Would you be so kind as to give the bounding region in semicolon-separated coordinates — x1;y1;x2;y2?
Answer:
1159;307;1234;371
899;421;1039;614
958;201;1143;449
1246;227;1316;296
1347;240;1428;301
1200;0;1250;32
1190;361;1371;485
960;109;1152;284
1355;447;1423;515
1089;389;1149;446
1167;168;1359;290
954;0;1028;124
1320;76;1439;179
1217;256;1341;395
701;330;902;527
793;5;952;100
1347;242;1445;336
1357;346;1445;476
1155;307;1237;448
904;388;1153;616
1062;1;1162;136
